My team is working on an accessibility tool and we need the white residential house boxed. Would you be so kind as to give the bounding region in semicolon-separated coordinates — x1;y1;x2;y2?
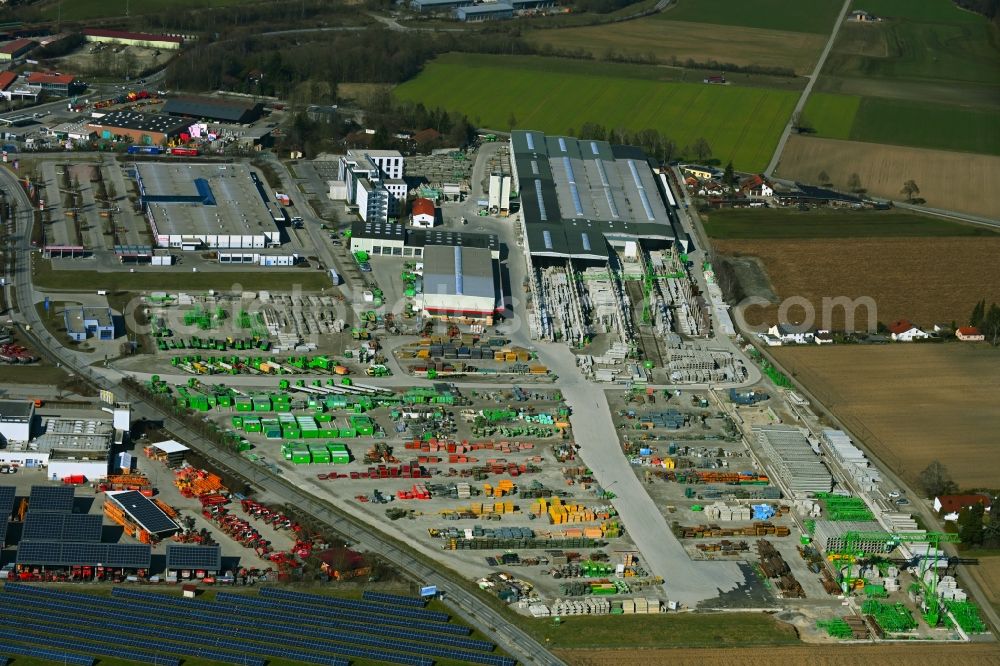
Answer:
888;319;929;342
767;324;814;344
814;330;834;345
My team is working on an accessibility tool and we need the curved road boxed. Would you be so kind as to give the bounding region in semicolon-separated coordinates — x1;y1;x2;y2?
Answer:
1;166;564;666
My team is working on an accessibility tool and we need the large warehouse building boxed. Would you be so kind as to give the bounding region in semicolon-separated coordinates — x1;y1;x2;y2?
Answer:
510;130;680;264
135;163;282;249
420;245;503;322
349;220;499;260
87;110;189;146
163;95;264;124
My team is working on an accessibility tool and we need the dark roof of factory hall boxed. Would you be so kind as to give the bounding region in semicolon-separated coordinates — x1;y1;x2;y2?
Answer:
350;219;498;251
162;95;263;123
87;110;189;135
510;130;678;260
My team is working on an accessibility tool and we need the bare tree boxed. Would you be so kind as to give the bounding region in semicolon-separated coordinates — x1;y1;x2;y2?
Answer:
818;170;831;186
847;172;863;193
692;137;712;162
919;460;957;498
901;179;920;203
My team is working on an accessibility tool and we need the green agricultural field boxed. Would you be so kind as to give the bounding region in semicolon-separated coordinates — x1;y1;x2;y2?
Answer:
803;93;1000;155
824;1;1000;87
395;54;798;171
702;209;1000;240
39;0;255;21
656;0;843;33
802;93;860;140
851;97;1000;155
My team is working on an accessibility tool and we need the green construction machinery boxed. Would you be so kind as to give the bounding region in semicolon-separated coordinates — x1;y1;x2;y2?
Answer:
816;493;875;522
830;530;960;627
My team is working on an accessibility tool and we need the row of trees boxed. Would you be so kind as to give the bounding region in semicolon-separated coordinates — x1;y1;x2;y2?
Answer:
969;299;1000;345
571;122;713;163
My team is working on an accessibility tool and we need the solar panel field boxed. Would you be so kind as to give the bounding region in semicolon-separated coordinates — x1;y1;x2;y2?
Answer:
0;583;508;666
394;54;799;172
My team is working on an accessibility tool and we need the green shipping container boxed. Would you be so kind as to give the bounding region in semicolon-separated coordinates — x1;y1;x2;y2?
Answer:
243;418;262;433
231;416;244;429
235;398;253;412
264;427;282;440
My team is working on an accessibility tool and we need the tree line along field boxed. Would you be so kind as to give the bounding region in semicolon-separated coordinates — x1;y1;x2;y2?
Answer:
702;208;999;240
802;94;1000;155
775;135;1000;220
38;0;256;20
525;20;826;75
770;345;1000;491
394;54;798;171
653;0;844;34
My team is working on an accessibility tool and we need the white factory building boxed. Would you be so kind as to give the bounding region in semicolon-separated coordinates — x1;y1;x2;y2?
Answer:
419;245;504;323
136;163;282;250
330;150;407;223
0;399;130;480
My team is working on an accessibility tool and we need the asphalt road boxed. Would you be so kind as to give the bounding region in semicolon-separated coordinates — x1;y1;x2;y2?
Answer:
0;165;565;666
764;0;852;177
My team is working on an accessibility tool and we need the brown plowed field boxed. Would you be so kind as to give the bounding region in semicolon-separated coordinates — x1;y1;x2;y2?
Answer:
972;556;1000;615
770;345;1000;489
557;644;1000;666
775;136;1000;220
712;237;1000;330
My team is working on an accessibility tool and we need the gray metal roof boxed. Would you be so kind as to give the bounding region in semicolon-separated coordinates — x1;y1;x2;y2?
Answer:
510;130;677;260
0;399;34;420
422;245;495;300
457;2;513;13
88;110;188;135
162;95;262;123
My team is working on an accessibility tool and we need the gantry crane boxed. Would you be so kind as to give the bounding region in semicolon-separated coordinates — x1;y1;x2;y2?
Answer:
830;530;961;626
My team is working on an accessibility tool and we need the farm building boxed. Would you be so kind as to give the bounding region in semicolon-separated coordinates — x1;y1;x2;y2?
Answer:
740;174;773;198
956;326;984;342
455;3;514;21
162;94;264;124
0;38;36;61
349;220;499;260
135;162;282;250
0;399;35;443
25;72;78;96
82;28;183;50
767;324;813;345
86;110;189;146
411;0;472;12
165;543;223;578
410;197;437;228
105;490;180;541
333;149;406;223
933;494;991;522
888;319;929;342
64;306;115;342
681;165;716;180
419;245;503;322
510;130;680;265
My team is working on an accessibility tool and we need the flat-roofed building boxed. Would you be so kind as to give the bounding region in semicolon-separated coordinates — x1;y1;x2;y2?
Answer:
334;150;406;223
349;219;499;260
455;2;513;21
420;245;503;322
411;0;472;11
86;110;189;146
135;162;281;250
82;28;183;50
64;306;115;342
2;416;118;479
0;399;34;443
162;94;263;124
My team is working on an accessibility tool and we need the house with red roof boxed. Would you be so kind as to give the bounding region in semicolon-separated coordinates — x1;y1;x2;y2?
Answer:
934;494;992;522
26;72;79;96
739;174;773;198
956;326;984;342
888;319;928;342
0;38;37;61
410;198;437;228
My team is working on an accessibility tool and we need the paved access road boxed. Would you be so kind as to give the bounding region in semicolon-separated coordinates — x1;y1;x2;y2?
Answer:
0;165;565;666
765;0;852;177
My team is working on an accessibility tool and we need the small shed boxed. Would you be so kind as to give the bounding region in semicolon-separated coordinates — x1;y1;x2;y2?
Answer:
182;583;198;598
151;439;189;467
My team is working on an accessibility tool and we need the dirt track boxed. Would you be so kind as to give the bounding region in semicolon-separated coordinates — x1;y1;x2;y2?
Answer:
776;136;1000;220
557;643;1000;665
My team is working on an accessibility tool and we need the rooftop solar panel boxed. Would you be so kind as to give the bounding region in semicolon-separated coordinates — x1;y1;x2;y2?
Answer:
106;490;178;535
165;544;222;570
0;486;14;547
15;542;151;568
28;485;75;513
22;512;102;542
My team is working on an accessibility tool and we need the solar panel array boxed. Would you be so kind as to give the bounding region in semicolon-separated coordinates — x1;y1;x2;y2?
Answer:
0;626;162;666
22;512;103;542
106;490;178;534
2;584;511;666
28;485;75;513
165;543;222;570
111;586;473;641
0;486;15;547
0;641;92;666
363;590;429;607
258;585;451;621
15;541;151;568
